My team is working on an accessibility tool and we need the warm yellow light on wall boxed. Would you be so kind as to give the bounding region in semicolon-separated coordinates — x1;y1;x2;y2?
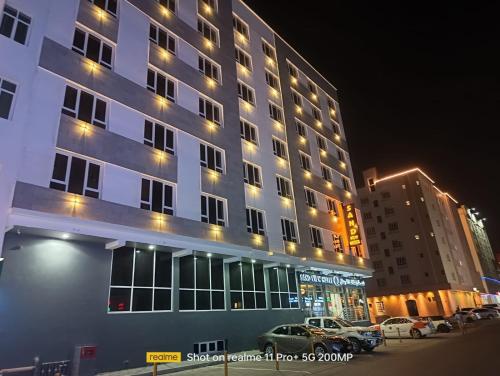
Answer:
320;150;327;157
243;101;252;112
335;134;341;142
161;6;171;17
162;49;172;62
331;215;338;223
209;170;219;182
253;234;263;246
155;150;166;163
316;120;322;128
345;191;352;199
304;171;311;179
299;136;306;145
87;61;99;74
288;243;296;251
206;77;216;88
268;251;274;256
300;256;306;261
204;4;212;14
204;39;213;50
330;108;336;117
237;32;247;44
310;207;317;216
249;185;259;194
278;158;286;167
266;57;275;66
326;181;332;189
340;161;346;169
311;93;317;101
158;96;168;109
281;197;291;207
291;76;298;85
69;194;80;209
96;8;106;20
207;121;217;131
295;106;302;114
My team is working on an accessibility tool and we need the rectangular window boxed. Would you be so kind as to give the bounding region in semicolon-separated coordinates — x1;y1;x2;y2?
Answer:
108;247;172;312
200;143;223;173
200;0;217;13
291;91;302;107
366;227;376;237
199;96;222;126
262;39;276;61
332;233;344;253
299;152;311;171
201;194;226;226
396;256;407;267
197;17;218;45
239;119;258;145
328;98;338;121
50;152;101;199
72;27;113;69
281;218;297;243
89;0;118;17
0;5;31;45
272;138;288;160
400;275;411;285
265;70;279;90
232;14;249;40
143;119;175;155
338;149;345;162
269;267;298;309
140;178;174;215
312;107;322;122
0;77;16;120
246;208;265;235
198;55;220;82
234;46;252;70
310;226;323;248
321;165;332;182
342;177;351;192
230;261;266;310
158;0;176;13
295;120;306;137
388;222;399;232
326;198;338;215
268;102;283;123
149;23;176;54
304;188;317;208
288;63;298;78
147;68;176;102
384;207;395;216
62;85;107;129
179;255;224;311
392;240;403;249
276;176;293;200
237;81;255;105
307;80;318;95
317;136;327;151
243;162;262;188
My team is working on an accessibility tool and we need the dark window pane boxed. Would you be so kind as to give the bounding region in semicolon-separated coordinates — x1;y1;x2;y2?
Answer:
87;163;100;189
168;35;175;53
278;268;288;291
155;252;172;287
165;129;174;151
144;120;153;142
287;270;297;293
158;29;167;49
141;179;150;202
109;288;131;311
133;250;154;287
154;289;171;310
210;258;224;290
72;29;85;52
108;0;117;14
13;20;28;44
212;291;224;310
152;181;163;213
157;74;166;97
290;293;299;308
243;292;255;309
208;196;216;224
164;185;173;210
149;24;156;40
230;292;243;310
256;292;266;309
179;289;194;310
154;123;165;151
179;256;194;288
254;264;265;291
269;269;278;291
242;262;254;291
49;182;66;191
0;14;14;38
63;86;77;111
67;157;86;195
51;154;68;181
111;247;134;285
147;70;155;90
0;91;13;119
78;91;94;124
196;290;210;310
86;34;101;62
229;262;242;291
280;293;290;309
94;99;106;127
271;293;280;308
196;257;210;289
101;44;112;67
132;288;152;311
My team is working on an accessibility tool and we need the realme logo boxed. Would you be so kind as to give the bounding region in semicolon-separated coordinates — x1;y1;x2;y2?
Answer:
146;352;182;363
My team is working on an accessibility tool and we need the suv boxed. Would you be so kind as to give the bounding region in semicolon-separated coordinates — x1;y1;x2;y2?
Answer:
305;317;382;354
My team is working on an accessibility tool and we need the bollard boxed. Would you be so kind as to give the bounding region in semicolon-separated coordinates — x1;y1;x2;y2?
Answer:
224;351;228;376
382;330;387;347
152;363;157;376
397;328;402;343
275;342;280;370
311;341;315;359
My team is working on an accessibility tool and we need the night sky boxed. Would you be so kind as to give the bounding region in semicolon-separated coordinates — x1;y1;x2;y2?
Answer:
244;1;500;251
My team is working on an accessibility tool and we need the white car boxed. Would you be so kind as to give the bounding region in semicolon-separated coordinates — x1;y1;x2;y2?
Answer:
305;317;382;353
373;317;434;339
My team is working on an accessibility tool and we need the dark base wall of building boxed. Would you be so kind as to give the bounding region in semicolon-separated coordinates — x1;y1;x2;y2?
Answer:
0;233;305;371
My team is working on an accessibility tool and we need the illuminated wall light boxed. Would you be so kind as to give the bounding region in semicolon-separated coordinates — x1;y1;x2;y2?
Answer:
316;120;322;128
326;182;333;189
251;259;257;263
295;106;302;114
299;136;306;145
281;198;290;207
243;101;252;112
204;39;213;50
304;171;312;179
340;161;346;169
278;158;286;167
310;207;317;216
270;88;279;98
253;235;262;246
335;134;341;142
288;243;296;251
87;61;99;74
207;121;217;131
291;76;298;85
268;251;274;256
207;252;213;257
161;6;171;18
209;170;219;182
148;245;155;250
61;233;70;240
320;150;327;157
237;32;247;44
266;57;275;66
331;215;338;223
345;191;352;199
330;108;336;117
207;77;216;88
204;4;212;14
162;49;171;62
96;8;106;20
159;96;168;109
311;93;317;101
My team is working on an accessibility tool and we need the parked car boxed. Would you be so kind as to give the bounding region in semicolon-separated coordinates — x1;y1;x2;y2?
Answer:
418;315;453;333
305;316;382;354
482;303;500;313
469;308;500;320
257;324;352;357
454;310;480;323
372;317;434;338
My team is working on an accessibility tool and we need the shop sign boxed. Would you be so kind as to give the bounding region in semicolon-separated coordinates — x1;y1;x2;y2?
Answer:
298;272;365;287
344;203;361;246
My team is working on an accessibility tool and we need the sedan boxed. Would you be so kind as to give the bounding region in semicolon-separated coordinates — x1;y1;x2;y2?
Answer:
257;324;352;358
372;317;434;338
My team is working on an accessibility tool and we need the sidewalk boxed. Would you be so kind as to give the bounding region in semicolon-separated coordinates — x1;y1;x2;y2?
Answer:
97;350;261;376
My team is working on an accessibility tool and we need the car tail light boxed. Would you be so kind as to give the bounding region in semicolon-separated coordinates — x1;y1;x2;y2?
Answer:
413;321;427;329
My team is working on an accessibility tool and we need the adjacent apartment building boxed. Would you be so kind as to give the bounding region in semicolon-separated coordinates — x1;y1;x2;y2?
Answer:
358;168;497;322
0;0;372;370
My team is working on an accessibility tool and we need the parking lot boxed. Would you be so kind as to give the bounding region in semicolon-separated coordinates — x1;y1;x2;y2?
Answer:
170;320;500;376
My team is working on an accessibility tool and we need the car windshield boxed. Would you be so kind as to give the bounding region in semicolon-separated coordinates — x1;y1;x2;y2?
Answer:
336;318;353;327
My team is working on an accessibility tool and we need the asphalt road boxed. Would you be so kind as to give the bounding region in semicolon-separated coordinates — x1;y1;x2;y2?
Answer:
172;320;500;376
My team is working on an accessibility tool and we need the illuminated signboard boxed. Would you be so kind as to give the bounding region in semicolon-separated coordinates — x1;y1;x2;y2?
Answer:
298;272;366;287
344;203;361;247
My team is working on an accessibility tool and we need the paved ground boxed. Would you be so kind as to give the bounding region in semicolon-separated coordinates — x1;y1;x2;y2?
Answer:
169;320;500;376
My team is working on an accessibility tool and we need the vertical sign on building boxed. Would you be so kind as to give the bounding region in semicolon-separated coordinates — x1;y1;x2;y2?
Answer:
343;203;362;255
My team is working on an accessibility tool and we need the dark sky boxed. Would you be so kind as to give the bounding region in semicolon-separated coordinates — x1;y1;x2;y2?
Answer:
244;1;500;251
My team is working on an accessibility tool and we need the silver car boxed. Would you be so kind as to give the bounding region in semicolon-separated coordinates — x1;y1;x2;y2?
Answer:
468;308;500;320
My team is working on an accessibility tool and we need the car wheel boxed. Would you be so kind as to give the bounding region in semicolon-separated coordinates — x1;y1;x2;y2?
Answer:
264;343;275;357
348;338;362;354
411;329;422;339
437;324;450;333
314;344;327;359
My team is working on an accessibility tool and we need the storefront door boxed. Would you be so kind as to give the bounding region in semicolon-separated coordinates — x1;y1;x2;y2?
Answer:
300;284;326;317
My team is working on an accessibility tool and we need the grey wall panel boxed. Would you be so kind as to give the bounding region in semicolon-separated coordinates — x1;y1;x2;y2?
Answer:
77;0;120;43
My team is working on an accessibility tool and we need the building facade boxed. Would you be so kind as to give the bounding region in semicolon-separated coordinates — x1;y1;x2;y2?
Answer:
457;206;500;302
0;0;372;370
359;168;485;322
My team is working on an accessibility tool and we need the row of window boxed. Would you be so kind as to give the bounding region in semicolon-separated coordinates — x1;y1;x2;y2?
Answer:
109;249;298;312
299;151;351;191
